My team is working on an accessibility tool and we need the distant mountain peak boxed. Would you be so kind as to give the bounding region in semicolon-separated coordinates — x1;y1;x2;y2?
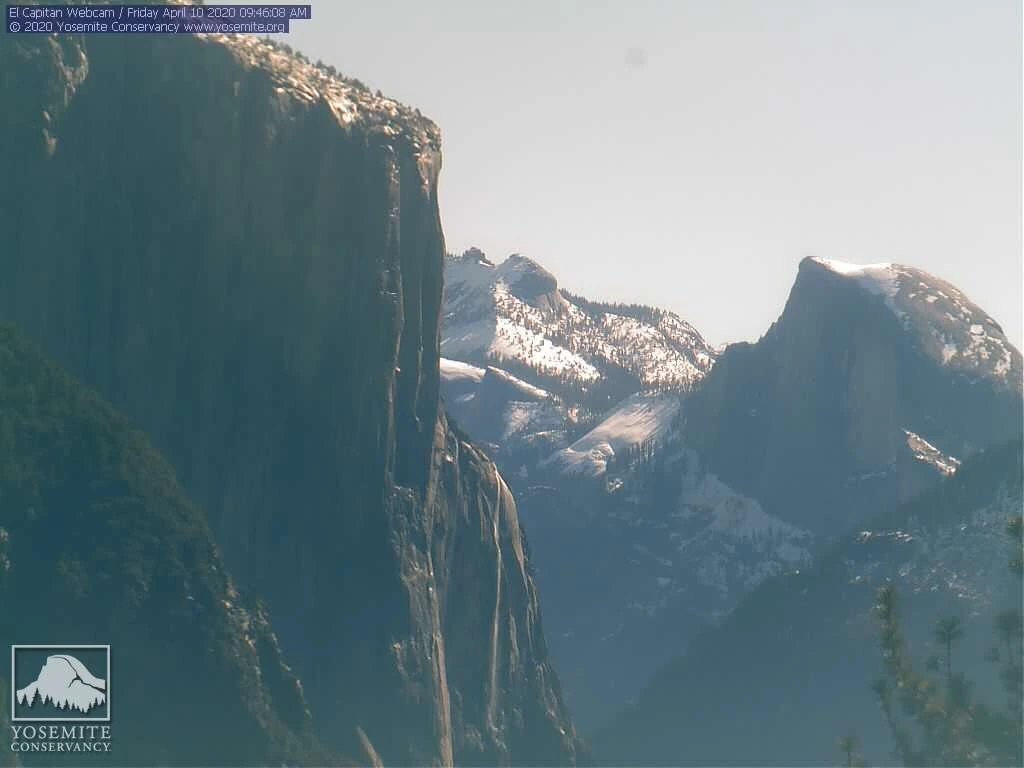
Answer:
453;246;494;266
806;255;895;275
446;250;565;313
443;253;716;393
684;256;1023;536
803;255;908;307
799;255;1020;384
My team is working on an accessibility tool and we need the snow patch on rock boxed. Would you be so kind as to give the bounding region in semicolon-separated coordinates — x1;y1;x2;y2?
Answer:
544;393;680;477
904;428;961;476
809;256;1021;383
440;357;486;385
443;250;716;389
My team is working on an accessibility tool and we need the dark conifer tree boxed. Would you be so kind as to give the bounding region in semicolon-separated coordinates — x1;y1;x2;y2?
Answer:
869;514;1024;766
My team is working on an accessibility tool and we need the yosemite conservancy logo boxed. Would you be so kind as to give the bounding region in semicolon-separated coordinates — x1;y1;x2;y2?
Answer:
9;645;112;755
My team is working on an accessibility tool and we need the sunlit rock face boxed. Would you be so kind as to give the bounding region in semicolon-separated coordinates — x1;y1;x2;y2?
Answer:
685;256;1022;537
0;31;581;767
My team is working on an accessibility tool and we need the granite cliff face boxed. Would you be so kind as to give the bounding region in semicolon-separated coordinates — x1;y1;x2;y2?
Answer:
0;32;580;766
433;416;580;765
685;256;1023;536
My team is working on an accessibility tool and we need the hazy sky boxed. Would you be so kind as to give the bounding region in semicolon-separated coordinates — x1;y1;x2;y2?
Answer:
258;0;1021;348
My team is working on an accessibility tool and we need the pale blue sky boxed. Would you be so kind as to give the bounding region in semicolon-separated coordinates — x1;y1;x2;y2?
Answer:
255;0;1021;347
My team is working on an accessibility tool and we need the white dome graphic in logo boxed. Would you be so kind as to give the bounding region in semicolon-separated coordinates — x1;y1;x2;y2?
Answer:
11;646;111;721
16;654;106;714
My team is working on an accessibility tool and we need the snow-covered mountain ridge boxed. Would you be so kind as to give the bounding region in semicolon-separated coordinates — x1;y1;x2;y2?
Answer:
443;249;717;397
439;251;1022;736
808;256;1020;384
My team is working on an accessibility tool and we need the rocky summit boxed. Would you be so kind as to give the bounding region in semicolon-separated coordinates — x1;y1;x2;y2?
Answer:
443;249;717;401
685;256;1022;537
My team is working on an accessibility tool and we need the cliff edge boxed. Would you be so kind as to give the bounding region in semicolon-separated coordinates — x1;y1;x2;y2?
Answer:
0;30;581;766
